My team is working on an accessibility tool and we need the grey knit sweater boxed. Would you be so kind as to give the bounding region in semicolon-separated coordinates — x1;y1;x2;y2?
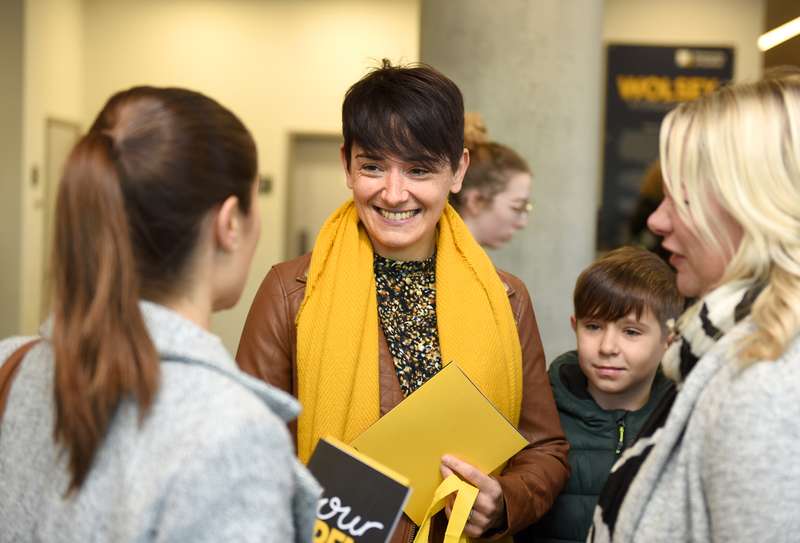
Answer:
0;302;320;542
591;321;800;542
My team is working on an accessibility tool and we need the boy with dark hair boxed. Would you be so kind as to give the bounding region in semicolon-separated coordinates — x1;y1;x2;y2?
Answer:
525;246;682;543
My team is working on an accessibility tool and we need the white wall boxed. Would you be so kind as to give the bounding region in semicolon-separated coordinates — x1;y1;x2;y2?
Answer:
604;0;765;82
82;0;420;352
20;0;84;334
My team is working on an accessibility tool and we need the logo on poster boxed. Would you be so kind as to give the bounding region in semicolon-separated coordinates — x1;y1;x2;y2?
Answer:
675;48;728;69
615;75;721;103
313;496;386;543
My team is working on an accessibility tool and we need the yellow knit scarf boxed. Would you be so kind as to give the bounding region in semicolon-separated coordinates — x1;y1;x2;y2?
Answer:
296;200;522;463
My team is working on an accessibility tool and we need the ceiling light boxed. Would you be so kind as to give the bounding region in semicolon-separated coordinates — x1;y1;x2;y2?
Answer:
758;16;800;52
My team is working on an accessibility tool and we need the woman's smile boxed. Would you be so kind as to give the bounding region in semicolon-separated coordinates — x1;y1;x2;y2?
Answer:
373;206;421;222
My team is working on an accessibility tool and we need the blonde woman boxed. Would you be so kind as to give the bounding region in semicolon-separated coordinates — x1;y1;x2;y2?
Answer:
589;68;800;542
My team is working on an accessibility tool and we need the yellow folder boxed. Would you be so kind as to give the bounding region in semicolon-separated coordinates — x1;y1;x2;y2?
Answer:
350;362;529;526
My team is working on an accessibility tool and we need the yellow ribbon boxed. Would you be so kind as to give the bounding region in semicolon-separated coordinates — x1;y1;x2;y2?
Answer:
413;475;479;543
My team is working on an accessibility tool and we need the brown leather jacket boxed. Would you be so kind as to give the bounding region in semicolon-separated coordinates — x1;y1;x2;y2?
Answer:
237;253;569;542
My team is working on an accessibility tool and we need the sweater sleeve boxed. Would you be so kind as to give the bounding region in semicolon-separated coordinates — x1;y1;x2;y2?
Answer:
702;358;800;542
154;413;304;543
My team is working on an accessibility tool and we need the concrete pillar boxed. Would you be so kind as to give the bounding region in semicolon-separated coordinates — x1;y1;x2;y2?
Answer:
0;0;24;337
421;0;604;362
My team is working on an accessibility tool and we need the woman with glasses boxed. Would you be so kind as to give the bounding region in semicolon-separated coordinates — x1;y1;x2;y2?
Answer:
450;113;533;250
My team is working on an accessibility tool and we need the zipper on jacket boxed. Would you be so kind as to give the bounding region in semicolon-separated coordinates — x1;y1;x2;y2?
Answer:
406;523;417;543
615;416;626;455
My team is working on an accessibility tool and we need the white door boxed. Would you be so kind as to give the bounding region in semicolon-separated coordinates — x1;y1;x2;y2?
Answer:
285;134;351;259
41;118;80;320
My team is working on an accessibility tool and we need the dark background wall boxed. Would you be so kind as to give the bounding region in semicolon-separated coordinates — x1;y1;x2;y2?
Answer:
765;0;800;68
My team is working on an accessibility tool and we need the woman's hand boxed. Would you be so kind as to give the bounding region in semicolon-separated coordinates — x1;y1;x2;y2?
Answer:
440;455;507;538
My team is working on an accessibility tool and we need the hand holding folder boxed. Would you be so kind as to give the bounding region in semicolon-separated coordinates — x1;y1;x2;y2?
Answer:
350;363;529;529
440;454;506;538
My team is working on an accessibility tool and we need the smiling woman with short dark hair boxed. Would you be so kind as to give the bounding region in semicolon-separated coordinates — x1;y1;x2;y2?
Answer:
237;60;570;543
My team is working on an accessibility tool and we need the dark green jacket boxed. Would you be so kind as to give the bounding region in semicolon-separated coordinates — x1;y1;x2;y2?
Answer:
518;351;673;543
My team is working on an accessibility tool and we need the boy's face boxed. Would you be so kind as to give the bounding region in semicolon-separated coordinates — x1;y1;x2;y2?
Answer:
572;308;668;411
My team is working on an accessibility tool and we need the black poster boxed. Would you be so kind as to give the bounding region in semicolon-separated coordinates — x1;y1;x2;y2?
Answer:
598;44;734;251
308;438;410;543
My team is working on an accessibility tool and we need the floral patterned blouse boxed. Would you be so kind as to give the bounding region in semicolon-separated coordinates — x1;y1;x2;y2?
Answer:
374;253;442;396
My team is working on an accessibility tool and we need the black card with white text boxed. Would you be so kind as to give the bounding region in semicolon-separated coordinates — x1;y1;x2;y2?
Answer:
307;437;411;543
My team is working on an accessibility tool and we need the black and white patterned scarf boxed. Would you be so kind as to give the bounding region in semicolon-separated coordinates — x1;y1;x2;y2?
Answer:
588;280;762;542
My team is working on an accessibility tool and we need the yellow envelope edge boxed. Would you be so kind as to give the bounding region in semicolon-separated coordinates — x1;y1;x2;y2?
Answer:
319;435;411;488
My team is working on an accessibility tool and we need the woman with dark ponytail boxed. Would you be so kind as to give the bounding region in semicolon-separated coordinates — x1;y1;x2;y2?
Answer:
0;87;319;542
